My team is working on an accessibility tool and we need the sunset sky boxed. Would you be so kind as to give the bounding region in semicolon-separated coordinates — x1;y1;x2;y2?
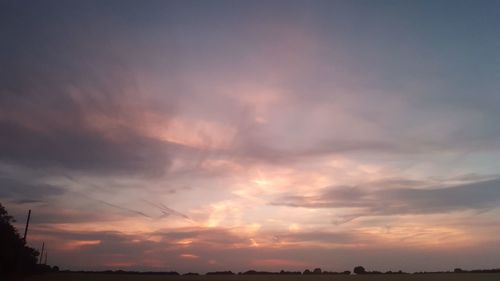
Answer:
1;0;500;273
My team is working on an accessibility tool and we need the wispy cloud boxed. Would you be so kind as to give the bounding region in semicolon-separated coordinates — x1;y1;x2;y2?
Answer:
273;178;500;219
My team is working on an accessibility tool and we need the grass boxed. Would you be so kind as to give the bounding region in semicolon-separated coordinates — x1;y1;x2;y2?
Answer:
24;272;500;281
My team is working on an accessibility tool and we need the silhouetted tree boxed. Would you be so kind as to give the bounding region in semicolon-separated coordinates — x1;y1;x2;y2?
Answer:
279;270;301;275
0;203;39;275
206;271;234;275
303;269;312;274
313;268;322;274
353;266;366;275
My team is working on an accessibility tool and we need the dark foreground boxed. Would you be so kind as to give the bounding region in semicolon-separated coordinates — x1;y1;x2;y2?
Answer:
24;272;500;281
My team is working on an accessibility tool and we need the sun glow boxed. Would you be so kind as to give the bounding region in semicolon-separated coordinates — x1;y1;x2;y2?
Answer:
180;254;199;259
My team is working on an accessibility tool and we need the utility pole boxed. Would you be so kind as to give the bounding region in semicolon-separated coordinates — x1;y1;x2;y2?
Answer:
44;251;48;265
23;209;31;243
39;242;45;265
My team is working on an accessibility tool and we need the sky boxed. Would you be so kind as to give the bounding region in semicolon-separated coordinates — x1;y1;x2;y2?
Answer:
1;0;500;273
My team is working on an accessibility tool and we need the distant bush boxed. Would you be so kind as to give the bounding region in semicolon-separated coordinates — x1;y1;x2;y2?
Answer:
242;270;278;275
279;270;301;275
385;270;407;274
353;266;366;275
206;271;234;275
322;270;351;275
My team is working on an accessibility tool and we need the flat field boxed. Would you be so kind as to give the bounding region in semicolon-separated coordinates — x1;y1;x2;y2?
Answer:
24;273;500;281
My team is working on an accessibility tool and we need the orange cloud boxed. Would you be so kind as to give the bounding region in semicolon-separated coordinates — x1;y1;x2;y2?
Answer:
61;240;101;250
180;253;199;259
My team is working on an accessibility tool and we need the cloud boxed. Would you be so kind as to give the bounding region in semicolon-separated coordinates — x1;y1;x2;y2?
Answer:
27;226;259;271
273;178;500;219
0;32;181;176
155;228;250;247
0;2;188;176
26;224;500;272
0;176;65;203
142;199;192;221
273;230;372;246
0;119;176;175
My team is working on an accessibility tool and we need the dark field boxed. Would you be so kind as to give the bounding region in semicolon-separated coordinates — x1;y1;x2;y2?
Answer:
25;273;500;281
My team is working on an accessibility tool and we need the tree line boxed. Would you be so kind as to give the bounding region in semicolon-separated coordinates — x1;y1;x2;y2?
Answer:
0;203;57;277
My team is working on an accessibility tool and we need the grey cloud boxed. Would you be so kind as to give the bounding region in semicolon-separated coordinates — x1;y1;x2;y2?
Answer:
0;3;184;176
273;178;500;218
0;45;180;176
0;119;175;175
301;139;419;156
365;178;429;189
25;209;111;225
445;173;500;183
59;177;193;220
231;139;401;167
0;176;65;203
80;197;192;221
86;196;152;219
230;135;475;168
